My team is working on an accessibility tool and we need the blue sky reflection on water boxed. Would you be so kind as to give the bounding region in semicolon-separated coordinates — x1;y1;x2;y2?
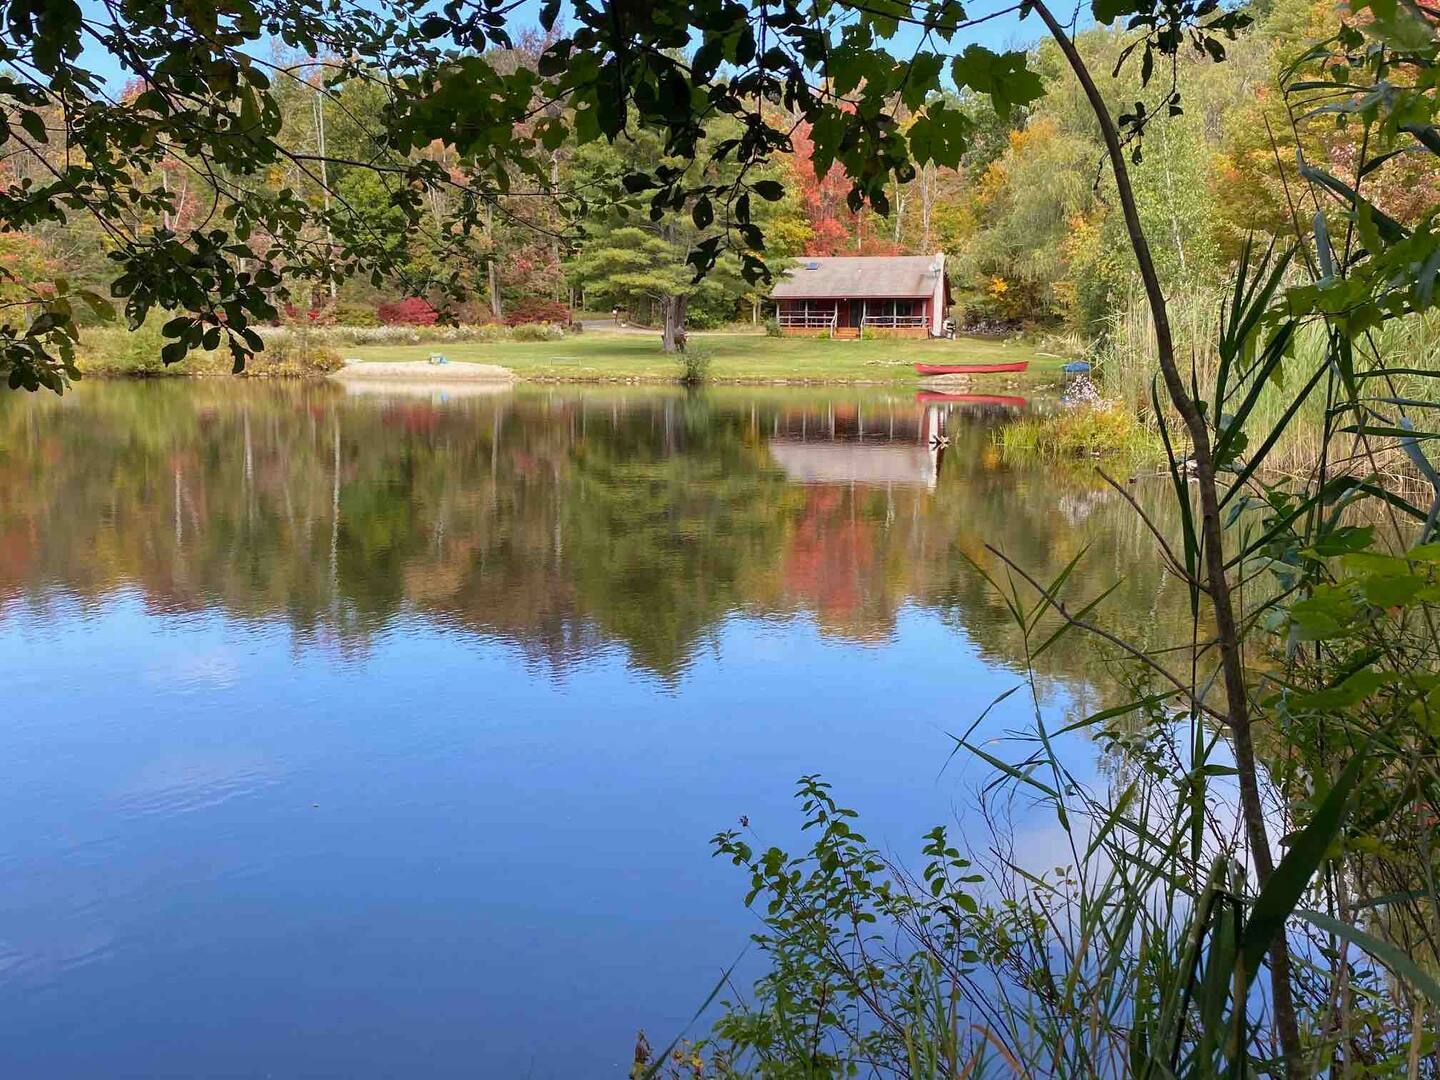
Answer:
0;385;1140;1077
0;596;1090;1078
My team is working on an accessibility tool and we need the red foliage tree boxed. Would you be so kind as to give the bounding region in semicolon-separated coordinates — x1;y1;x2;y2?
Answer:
377;297;440;325
788;123;860;255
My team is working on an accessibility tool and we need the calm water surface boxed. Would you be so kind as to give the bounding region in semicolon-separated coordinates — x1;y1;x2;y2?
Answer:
0;381;1182;1078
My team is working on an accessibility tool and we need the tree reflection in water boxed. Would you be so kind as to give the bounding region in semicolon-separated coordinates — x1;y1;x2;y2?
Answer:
0;381;1190;699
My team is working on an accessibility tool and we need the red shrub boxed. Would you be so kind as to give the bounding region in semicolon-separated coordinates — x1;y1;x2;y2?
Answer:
504;297;571;326
377;297;440;325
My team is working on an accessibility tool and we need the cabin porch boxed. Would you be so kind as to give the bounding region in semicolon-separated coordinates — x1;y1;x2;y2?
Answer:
775;298;932;338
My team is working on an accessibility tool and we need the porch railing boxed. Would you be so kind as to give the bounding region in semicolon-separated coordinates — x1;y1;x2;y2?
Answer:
862;314;928;329
777;309;839;330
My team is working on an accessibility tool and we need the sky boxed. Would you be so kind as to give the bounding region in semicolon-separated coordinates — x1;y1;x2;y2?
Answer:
75;0;1051;93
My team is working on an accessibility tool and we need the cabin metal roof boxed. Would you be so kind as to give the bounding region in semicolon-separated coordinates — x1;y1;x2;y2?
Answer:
767;441;936;488
769;255;945;299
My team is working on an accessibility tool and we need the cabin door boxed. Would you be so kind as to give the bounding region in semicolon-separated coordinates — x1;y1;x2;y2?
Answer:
845;301;864;328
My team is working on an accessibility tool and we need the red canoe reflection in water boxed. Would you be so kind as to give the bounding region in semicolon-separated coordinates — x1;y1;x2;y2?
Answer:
914;391;1028;407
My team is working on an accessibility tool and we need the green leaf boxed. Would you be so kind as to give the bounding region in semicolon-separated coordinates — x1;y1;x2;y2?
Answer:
1240;750;1367;984
902;52;944;110
1302;525;1375;558
1289;585;1361;640
537;117;567;151
956;740;1060;800
1301;166;1407;244
1092;0;1144;22
691;196;713;230
907;104;970;168
1290;669;1395;710
77;290;115;322
19;110;47;144
1361;574;1428;607
950;46;1044;117
1297;910;1440;1008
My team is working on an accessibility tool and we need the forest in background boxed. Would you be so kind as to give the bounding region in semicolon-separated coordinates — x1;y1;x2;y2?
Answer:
6;0;1436;339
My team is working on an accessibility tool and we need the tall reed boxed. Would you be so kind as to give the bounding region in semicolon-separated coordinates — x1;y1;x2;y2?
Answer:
1096;286;1440;475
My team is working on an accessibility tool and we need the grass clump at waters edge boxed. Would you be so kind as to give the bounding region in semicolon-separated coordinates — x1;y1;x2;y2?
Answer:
678;346;712;386
998;399;1163;464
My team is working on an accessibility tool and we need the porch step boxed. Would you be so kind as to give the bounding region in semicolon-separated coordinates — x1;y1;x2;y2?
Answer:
833;326;861;339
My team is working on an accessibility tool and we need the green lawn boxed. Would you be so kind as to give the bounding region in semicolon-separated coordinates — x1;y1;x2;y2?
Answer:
343;330;1055;385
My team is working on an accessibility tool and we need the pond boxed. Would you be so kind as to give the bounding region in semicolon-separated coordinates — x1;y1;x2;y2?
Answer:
0;380;1186;1077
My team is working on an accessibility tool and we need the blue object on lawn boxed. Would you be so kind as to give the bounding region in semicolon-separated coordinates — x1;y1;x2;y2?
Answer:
1063;360;1091;374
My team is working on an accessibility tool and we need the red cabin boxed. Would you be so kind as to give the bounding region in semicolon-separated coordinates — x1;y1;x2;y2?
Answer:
769;255;952;339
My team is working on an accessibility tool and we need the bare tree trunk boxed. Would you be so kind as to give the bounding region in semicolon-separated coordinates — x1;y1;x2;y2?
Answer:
174;172;189;232
488;258;503;321
486;204;503;321
921;163;934;252
550;152;562;300
312;87;337;300
661;294;688;353
1029;2;1304;1073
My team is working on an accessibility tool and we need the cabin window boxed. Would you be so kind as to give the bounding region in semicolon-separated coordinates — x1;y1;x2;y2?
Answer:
870;300;916;319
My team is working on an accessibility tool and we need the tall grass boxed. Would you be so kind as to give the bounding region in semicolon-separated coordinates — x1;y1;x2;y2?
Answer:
76;322;345;378
1097;285;1440;474
283;321;566;347
71;320;569;379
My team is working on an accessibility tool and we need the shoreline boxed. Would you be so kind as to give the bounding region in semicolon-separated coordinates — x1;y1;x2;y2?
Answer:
67;327;1051;388
79;369;1042;389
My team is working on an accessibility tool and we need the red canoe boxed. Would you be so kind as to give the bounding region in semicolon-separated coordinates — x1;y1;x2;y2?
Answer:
915;361;1029;376
915;391;1028;407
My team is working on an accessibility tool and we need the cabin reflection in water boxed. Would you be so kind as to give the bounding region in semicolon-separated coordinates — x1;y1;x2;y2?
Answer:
765;398;1027;490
